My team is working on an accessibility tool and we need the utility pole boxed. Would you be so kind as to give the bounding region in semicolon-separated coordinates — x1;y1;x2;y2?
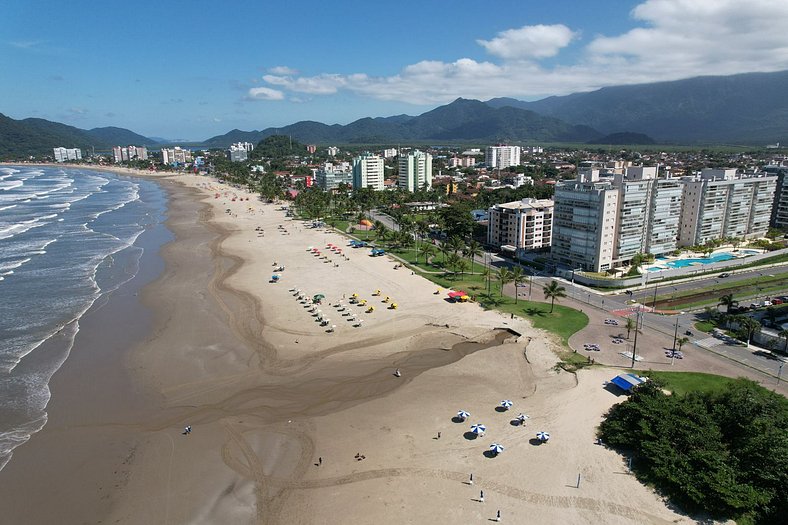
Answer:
631;307;641;368
671;316;680;365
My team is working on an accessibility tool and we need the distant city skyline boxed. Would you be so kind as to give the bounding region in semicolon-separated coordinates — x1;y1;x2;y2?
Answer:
4;0;788;139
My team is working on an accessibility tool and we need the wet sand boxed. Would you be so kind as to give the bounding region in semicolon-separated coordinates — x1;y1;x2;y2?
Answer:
0;168;692;524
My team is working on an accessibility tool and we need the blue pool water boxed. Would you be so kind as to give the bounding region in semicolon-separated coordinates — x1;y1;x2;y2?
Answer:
666;252;736;268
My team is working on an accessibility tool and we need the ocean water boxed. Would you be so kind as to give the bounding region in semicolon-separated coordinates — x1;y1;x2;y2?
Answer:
0;165;167;471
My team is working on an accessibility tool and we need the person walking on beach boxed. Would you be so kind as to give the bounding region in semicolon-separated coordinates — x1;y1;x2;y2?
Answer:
437;432;441;439
318;457;322;466
479;490;484;503
495;509;501;522
469;473;473;485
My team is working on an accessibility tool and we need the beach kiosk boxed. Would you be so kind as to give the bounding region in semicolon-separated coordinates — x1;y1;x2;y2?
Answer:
610;373;647;393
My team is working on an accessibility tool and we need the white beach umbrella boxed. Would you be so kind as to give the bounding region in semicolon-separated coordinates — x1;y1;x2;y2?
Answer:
457;410;470;421
500;400;513;410
470;423;486;435
489;443;504;455
536;431;550;442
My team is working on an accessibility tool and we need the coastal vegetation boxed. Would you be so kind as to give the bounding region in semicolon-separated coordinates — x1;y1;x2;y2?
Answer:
599;378;788;524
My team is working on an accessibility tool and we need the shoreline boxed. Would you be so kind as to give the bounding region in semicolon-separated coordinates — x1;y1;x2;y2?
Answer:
0;165;692;523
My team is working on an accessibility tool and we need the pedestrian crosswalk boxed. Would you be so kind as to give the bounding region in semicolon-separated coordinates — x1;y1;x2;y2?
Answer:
696;337;722;349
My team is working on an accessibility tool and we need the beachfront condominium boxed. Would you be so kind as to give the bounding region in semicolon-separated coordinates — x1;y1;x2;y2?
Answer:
612;167;683;262
53;147;82;162
487;198;553;257
678;169;777;247
485;145;521;169
764;164;788;228
398;150;432;192
352;153;385;191
551;169;619;272
314;162;353;191
161;147;193;165
112;146;148;163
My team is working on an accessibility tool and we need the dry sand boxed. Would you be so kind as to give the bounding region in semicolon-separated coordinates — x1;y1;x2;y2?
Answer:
0;166;694;524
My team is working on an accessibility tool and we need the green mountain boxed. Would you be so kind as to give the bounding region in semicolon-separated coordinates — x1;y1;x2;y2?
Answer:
0;113;156;158
203;98;599;147
487;70;788;144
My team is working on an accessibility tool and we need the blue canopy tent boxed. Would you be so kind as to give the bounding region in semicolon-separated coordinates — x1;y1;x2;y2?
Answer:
610;373;647;393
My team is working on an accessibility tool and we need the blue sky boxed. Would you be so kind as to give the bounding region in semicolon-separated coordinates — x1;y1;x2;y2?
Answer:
3;0;788;140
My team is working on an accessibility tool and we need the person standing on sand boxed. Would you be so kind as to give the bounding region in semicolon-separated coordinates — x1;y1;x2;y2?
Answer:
495;509;501;521
479;490;484;503
318;457;322;466
469;473;473;485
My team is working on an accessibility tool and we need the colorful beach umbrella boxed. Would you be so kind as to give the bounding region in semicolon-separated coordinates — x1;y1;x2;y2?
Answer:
457;410;470;421
470;423;486;435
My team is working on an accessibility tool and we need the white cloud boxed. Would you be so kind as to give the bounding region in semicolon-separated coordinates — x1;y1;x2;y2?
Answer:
9;40;41;49
247;87;285;101
250;0;788;105
268;65;298;75
477;24;576;60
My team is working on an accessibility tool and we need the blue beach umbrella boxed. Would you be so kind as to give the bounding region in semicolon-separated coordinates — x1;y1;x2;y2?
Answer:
470;423;486;435
457;410;470;421
536;431;550;442
271;275;279;280
489;443;504;455
500;400;513;410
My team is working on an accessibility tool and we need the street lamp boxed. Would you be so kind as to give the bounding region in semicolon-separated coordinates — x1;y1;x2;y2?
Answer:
631;306;642;368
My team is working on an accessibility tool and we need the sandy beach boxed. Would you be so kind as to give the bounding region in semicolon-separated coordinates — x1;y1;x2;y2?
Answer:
0;166;693;524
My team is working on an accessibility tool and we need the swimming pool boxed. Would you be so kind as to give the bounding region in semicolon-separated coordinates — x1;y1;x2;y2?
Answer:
665;252;736;268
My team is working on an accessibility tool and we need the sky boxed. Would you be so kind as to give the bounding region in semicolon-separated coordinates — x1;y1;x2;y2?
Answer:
4;0;788;140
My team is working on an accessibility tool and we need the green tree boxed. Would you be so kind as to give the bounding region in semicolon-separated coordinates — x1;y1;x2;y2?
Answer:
676;336;690;352
510;266;525;304
543;280;566;313
463;240;483;274
718;293;738;314
625;317;636;339
419;243;436;265
497;267;513;297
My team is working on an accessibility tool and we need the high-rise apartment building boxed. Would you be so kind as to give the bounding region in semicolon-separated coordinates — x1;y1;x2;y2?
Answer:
551;169;619;272
678;169;776;246
398;150;432;192
161;147;193;165
764;164;788;228
327;146;340;157
487;198;553;256
352;153;385;191
113;145;148;163
314;162;353;190
611;167;683;264
485;145;521;169
53;147;82;162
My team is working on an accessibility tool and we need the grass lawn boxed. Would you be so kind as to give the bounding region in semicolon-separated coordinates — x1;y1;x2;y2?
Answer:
694;320;715;333
638;371;739;395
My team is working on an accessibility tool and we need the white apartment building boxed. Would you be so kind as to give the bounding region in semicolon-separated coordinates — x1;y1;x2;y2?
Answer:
382;148;398;159
112;145;148;163
314;162;353;191
678;169;777;246
161;147;193;165
487;198;553;256
53;147;82;162
612;167;683;264
485;145;521;169
551;169;619;272
352;153;385;191
227;143;251;162
230;142;255;152
764;164;788;228
398;150;432;192
449;156;476;168
327;146;340;157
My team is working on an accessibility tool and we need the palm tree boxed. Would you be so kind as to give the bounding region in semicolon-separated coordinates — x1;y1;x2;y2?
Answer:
463;240;483;274
438;242;452;265
481;267;493;295
374;224;389;244
625;317;636;339
718;293;738;313
447;236;465;255
543;280;566;313
446;253;462;277
676;336;690;352
456;259;470;276
418;243;436;265
497;267;513;297
510;266;525;304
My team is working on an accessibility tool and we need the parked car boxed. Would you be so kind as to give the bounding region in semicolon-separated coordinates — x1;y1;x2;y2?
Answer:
719;272;730;278
750;303;761;309
772;298;783;305
763;300;773;307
